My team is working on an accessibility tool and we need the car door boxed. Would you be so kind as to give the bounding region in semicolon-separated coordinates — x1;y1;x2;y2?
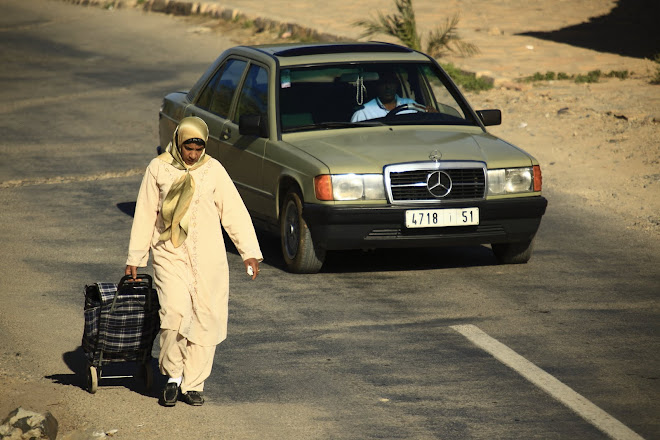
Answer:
186;58;248;161
216;62;269;218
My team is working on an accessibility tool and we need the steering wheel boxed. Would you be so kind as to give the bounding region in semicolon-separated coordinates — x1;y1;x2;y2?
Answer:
386;103;426;118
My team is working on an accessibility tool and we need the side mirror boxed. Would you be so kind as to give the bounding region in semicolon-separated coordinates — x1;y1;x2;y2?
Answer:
476;109;502;126
239;114;268;138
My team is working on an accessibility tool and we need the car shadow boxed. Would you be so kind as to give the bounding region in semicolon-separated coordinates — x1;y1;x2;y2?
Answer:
320;245;497;273
518;0;659;59
245;230;499;273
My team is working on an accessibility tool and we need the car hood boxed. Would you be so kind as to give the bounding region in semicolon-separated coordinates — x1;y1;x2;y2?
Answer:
283;126;535;174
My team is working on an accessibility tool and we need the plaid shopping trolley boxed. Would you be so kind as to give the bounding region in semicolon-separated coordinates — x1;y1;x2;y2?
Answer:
82;274;160;393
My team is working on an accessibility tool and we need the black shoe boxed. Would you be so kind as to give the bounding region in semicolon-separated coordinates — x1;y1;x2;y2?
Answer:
160;382;179;407
180;390;204;406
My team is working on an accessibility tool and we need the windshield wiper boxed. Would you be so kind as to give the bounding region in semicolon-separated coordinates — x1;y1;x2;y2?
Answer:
284;121;385;132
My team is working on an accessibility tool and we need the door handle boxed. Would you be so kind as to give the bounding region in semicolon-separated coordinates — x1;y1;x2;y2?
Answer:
221;127;231;140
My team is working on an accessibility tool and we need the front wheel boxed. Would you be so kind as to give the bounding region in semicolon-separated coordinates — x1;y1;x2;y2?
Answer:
87;365;98;394
492;238;535;264
280;190;325;273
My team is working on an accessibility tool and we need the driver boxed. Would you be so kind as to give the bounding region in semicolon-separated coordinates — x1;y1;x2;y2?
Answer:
351;71;431;122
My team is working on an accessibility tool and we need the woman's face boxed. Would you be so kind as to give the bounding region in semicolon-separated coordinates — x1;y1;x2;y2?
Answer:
180;142;205;166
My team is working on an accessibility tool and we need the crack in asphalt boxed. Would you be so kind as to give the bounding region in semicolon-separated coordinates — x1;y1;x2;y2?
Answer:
0;168;144;188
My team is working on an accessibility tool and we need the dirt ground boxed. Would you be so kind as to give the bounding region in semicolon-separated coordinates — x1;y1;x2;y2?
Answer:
1;2;659;438
470;78;660;238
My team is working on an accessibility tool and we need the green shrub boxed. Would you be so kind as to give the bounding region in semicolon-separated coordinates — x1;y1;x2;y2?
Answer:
521;69;630;84
651;54;660;85
441;63;492;92
575;70;602;83
522;71;557;83
605;70;629;79
530;72;544;82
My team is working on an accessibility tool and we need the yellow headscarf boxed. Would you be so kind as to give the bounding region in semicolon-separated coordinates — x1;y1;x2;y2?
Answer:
158;116;211;247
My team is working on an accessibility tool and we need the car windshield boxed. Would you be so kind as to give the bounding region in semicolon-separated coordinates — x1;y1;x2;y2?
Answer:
279;62;474;133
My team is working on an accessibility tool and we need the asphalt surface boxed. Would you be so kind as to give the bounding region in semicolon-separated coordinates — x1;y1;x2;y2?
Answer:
0;1;658;439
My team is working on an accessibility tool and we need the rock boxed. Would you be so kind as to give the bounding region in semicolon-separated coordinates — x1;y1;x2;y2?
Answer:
495;80;530;91
185;26;212;34
60;428;108;439
606;111;628;120
0;407;58;440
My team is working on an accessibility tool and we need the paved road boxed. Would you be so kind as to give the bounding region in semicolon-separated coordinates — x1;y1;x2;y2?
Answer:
0;1;658;439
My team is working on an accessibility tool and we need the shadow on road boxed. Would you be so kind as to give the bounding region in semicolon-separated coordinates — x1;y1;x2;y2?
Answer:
119;203;499;273
519;0;660;59
116;201;136;217
45;346;161;397
249;231;499;273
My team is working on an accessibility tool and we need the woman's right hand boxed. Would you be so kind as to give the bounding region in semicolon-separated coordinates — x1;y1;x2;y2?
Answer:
125;265;137;280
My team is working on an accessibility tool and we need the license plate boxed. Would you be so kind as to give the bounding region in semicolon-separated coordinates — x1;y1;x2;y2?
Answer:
405;208;479;228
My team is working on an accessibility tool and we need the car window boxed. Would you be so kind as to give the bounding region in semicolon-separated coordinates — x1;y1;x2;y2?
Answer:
196;58;247;119
279;62;472;132
235;64;268;123
420;65;464;118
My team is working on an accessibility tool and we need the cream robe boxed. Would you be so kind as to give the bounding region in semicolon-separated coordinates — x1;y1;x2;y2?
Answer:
126;157;262;346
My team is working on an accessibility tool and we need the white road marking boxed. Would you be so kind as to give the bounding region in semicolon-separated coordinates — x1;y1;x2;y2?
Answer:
451;324;645;440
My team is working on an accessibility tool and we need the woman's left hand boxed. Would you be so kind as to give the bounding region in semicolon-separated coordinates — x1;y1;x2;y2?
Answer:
244;258;260;280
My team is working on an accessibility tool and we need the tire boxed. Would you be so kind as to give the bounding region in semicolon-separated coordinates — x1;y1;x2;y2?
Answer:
492;238;535;264
280;190;325;273
87;365;98;394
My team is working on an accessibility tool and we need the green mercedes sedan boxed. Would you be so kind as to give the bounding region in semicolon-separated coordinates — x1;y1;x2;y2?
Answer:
158;42;547;273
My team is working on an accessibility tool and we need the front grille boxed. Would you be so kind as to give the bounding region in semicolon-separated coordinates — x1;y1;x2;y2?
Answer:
385;162;486;203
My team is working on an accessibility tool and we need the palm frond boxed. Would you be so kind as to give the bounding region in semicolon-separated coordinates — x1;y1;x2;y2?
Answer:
353;2;479;58
426;13;479;58
353;0;422;51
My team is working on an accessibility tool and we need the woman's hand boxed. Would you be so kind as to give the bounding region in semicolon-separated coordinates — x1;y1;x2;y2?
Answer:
125;265;138;280
244;258;260;280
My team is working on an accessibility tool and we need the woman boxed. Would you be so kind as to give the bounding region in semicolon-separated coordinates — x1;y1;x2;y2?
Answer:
125;116;262;407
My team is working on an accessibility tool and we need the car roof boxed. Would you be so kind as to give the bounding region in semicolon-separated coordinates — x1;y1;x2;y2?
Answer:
236;42;432;67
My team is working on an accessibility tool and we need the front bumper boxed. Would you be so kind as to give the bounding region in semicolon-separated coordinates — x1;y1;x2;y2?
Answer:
303;196;548;250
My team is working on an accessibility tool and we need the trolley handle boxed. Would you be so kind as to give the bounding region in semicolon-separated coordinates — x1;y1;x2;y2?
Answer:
110;274;155;312
118;274;152;290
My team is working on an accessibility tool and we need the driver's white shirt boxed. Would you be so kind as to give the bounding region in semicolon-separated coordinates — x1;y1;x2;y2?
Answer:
351;95;417;122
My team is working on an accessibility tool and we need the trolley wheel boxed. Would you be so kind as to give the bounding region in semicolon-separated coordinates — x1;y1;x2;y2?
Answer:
87;365;98;394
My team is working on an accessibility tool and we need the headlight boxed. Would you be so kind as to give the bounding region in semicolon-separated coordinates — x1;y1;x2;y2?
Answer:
487;167;534;195
314;174;386;201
